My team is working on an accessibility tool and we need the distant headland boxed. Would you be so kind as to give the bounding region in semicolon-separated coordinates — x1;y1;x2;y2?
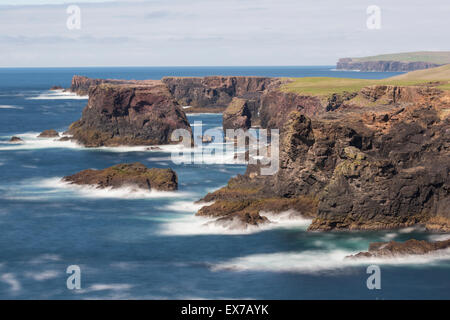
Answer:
336;51;450;72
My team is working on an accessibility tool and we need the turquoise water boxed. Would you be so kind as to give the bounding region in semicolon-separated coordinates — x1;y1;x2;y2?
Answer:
0;67;448;299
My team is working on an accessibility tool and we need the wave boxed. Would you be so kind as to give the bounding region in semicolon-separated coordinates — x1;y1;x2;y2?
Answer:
157;207;312;236
0;105;23;109
27;90;88;100
211;248;450;274
0;132;82;151
2;177;190;201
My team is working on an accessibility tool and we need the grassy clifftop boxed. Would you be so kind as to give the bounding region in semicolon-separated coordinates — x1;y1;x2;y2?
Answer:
281;64;450;96
348;51;450;64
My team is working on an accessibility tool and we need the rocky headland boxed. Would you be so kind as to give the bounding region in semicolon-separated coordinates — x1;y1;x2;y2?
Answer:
196;80;450;232
337;58;441;72
63;162;178;191
346;239;450;259
336;51;450;72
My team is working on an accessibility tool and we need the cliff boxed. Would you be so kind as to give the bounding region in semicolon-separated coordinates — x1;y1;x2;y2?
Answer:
196;84;450;232
63;162;178;191
68;81;191;147
162;76;279;112
336;51;450;72
337;58;441;72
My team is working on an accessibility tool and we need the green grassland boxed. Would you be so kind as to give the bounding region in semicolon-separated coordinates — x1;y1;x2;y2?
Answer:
347;51;450;64
281;64;450;96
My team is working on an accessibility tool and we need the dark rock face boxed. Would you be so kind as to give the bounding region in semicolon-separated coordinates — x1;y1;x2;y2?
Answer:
222;97;252;131
50;86;63;90
68;82;191;147
68;75;157;96
9;136;23;143
346;239;450;259
38;130;60;138
162;76;278;112
336;58;441;72
196;85;450;232
63;162;178;191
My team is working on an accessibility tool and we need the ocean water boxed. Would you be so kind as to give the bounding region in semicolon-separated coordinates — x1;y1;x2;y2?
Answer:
0;66;449;300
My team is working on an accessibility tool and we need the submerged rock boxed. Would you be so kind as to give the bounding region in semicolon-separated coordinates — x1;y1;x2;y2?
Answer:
38;130;60;138
346;239;450;259
9;136;23;143
63;162;178;191
50;85;63;90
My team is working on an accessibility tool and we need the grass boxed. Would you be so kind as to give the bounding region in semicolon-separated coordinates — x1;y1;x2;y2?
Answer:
280;77;446;96
347;51;450;64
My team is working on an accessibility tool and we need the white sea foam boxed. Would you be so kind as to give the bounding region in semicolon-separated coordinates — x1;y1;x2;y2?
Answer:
0;105;23;109
211;248;450;274
0;132;82;151
25;270;60;281
0;273;21;293
3;177;190;201
158;206;312;236
428;234;450;241
27;90;88;100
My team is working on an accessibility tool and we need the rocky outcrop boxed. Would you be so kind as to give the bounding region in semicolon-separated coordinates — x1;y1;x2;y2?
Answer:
222;97;252;131
38;130;60;138
346;239;450;259
68;82;191;147
68;75;157;96
336;58;442;72
162;76;279;112
196;84;450;232
63;162;178;191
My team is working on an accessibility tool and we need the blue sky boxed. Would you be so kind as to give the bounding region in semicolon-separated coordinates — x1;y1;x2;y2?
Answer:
1;0;449;67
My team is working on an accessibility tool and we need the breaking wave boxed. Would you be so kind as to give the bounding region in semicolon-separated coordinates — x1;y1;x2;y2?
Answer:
0;105;23;109
27;90;88;100
3;177;190;201
211;248;450;274
157;206;312;236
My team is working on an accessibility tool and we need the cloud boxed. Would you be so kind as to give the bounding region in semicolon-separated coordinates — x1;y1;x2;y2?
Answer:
0;0;449;67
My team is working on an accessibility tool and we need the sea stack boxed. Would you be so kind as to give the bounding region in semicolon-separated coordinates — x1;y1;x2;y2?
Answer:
67;81;192;147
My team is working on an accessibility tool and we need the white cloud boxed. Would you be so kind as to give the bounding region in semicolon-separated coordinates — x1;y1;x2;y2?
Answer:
0;0;449;67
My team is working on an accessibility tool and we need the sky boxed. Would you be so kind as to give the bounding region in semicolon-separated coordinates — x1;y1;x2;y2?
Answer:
0;0;449;67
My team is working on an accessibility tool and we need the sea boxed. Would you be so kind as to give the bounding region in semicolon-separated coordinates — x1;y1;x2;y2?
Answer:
0;66;448;299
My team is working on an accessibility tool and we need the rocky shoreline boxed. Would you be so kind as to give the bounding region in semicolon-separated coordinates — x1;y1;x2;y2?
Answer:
49;73;450;233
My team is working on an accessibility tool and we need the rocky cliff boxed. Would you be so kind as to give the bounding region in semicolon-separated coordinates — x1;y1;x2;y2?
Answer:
336;58;441;72
68;81;191;147
196;84;450;232
162;76;279;112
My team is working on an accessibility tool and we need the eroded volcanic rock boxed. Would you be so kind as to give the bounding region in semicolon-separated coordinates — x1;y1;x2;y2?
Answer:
63;162;178;191
162;76;279;112
38;129;60;138
68;82;192;147
222;97;252;131
196;84;450;231
346;239;450;259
